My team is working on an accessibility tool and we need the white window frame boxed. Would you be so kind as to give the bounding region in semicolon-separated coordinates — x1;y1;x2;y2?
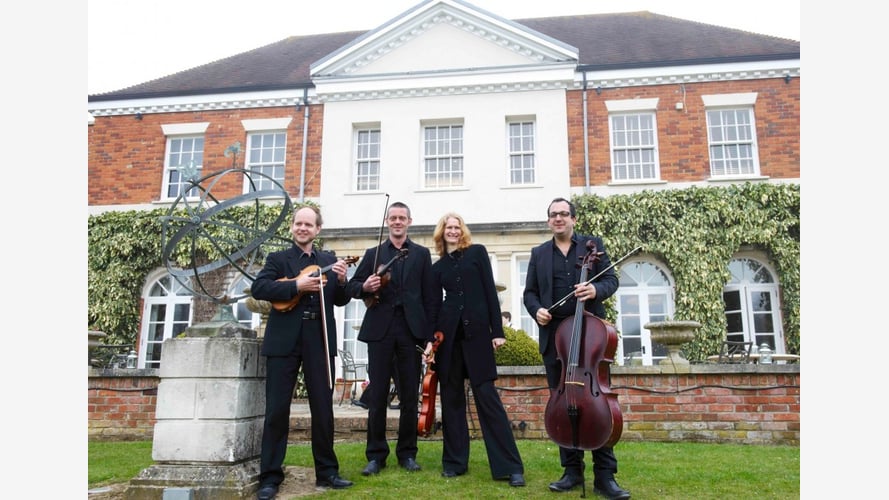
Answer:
723;254;785;353
342;265;368;379
422;121;464;188
139;270;194;369
241;118;292;193
605;98;660;183
506;117;536;185
613;259;675;366
703;93;760;178
513;253;539;344
161;122;209;201
228;275;261;331
354;126;381;192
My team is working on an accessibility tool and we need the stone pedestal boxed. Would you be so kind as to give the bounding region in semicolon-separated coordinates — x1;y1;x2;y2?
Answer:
125;321;265;500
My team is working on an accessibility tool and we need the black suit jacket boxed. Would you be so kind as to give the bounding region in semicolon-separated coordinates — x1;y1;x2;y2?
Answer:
523;234;619;356
430;244;502;384
346;238;437;344
251;245;351;356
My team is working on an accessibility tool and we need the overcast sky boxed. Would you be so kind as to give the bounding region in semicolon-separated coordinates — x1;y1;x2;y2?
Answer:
87;0;800;95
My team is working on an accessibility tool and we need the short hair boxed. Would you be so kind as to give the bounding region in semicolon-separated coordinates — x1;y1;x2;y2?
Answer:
294;205;322;226
432;212;473;257
547;197;576;218
502;311;511;320
388;201;411;219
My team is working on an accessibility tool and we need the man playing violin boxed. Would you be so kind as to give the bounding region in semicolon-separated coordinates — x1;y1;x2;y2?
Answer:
251;205;354;499
523;197;630;499
347;201;437;476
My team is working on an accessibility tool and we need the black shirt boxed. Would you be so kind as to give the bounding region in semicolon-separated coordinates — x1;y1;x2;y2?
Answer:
550;236;579;319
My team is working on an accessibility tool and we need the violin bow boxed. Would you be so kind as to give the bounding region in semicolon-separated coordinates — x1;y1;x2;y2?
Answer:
547;246;643;312
318;272;332;389
372;193;390;272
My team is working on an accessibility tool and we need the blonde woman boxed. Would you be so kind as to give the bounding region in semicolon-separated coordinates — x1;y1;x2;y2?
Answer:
426;212;525;487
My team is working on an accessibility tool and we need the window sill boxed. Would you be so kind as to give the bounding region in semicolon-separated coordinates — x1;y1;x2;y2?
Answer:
706;175;769;183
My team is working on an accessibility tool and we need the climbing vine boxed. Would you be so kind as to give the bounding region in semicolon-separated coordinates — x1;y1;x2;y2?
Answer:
572;182;800;361
88;183;799;361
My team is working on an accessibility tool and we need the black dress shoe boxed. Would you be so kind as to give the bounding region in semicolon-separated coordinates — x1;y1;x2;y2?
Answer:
441;469;465;478
256;483;278;500
549;473;584;492
351;399;368;409
362;459;385;476
593;477;631;499
399;457;421;471
316;474;353;489
508;473;526;487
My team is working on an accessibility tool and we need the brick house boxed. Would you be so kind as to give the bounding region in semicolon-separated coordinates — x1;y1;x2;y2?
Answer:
87;0;800;372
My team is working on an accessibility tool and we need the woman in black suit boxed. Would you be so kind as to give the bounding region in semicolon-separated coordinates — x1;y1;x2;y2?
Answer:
427;212;525;487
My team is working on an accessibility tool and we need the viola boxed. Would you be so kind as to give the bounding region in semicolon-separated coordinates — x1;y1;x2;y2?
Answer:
418;331;444;437
544;242;623;451
271;256;358;312
363;248;409;308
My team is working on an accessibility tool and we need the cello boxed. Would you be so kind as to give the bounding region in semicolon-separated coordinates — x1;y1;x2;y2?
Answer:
544;242;623;451
418;331;444;437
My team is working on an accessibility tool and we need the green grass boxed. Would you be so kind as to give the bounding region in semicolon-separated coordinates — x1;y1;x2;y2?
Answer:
89;439;799;498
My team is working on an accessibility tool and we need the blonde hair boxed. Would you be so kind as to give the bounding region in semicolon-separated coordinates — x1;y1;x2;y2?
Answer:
433;212;472;257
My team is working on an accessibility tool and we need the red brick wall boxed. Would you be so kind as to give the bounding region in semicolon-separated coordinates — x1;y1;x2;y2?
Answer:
88;371;159;441
89;77;799;207
87;105;324;206
90;367;800;445
565;77;800;186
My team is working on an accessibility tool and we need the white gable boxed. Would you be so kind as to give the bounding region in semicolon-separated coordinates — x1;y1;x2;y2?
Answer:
311;0;577;82
348;21;532;75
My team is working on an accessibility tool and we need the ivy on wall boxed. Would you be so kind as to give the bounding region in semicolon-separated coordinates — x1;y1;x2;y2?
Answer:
572;182;800;360
88;183;799;360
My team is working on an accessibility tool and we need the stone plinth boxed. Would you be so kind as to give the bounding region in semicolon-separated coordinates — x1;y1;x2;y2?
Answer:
126;321;265;499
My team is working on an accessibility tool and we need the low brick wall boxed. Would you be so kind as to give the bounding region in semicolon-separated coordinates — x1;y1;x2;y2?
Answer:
88;367;160;441
88;363;800;445
497;364;800;445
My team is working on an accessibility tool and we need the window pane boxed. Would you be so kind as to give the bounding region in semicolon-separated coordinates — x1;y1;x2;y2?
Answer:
423;125;463;188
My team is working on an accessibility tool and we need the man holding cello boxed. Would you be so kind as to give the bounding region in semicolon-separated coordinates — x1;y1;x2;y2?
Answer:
523;197;631;499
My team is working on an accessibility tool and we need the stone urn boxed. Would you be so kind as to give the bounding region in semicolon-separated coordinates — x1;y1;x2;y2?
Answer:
88;330;107;366
644;320;701;367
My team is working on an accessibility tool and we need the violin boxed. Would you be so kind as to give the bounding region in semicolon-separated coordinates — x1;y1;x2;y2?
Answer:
271;256;359;312
418;331;444;437
544;242;623;451
363;248;409;308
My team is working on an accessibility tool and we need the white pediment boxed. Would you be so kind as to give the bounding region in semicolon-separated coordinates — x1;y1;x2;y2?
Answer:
310;0;577;80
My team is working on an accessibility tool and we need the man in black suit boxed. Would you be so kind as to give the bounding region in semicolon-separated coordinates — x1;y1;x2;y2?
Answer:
523;197;630;500
347;201;437;476
250;206;354;499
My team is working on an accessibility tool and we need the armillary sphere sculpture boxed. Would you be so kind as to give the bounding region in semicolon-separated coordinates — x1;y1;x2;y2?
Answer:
160;167;292;308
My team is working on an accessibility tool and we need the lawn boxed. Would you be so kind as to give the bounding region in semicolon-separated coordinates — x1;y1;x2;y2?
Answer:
89;439;799;499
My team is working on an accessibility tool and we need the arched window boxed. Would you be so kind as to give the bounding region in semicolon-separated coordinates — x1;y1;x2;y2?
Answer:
229;274;261;330
139;272;193;369
723;256;785;353
342;265;368;379
614;260;675;365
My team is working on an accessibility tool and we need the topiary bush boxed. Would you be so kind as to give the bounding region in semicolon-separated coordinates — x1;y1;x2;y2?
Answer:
495;326;544;366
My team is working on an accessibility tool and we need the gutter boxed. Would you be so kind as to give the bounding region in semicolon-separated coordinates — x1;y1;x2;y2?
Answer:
298;87;310;203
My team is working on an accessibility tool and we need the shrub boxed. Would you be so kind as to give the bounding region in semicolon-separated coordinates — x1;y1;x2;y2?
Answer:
495;326;543;366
